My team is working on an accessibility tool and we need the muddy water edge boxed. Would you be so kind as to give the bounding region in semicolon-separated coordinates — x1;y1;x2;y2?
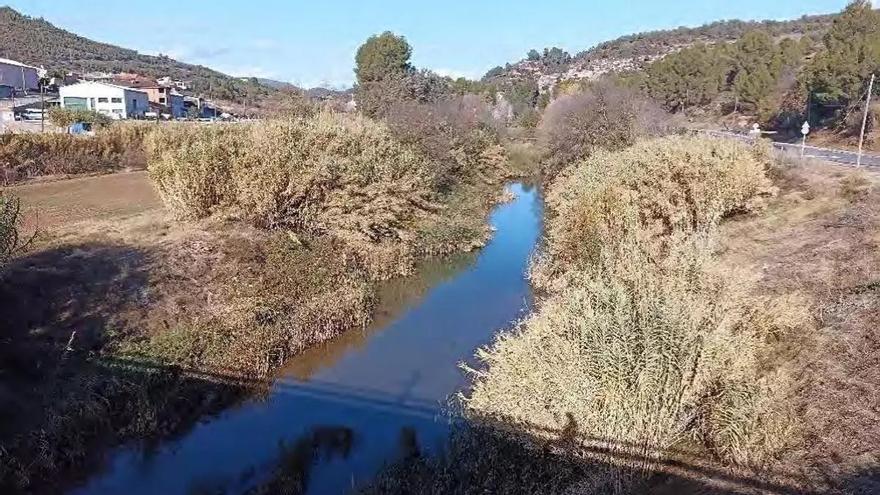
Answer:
70;182;543;495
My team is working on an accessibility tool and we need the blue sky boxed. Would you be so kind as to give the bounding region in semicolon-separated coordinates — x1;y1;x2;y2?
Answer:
3;0;851;88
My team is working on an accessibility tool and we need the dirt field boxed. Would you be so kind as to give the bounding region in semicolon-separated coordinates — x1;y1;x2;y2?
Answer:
10;171;161;233
716;159;880;493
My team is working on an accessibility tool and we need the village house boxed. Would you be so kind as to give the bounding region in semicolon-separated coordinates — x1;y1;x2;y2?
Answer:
120;79;186;118
0;57;42;92
59;81;149;119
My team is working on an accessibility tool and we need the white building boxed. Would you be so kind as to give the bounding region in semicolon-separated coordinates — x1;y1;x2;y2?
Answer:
59;81;149;119
0;58;42;91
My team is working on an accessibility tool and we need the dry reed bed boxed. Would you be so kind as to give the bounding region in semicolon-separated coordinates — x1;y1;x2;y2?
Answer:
147;111;506;280
119;111;510;375
464;136;808;492
0;123;152;185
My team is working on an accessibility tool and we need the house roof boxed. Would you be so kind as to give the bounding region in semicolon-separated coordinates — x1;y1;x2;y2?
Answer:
0;57;40;70
119;79;163;89
61;80;149;95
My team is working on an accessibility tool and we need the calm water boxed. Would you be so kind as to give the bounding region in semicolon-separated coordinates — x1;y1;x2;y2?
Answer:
73;183;543;495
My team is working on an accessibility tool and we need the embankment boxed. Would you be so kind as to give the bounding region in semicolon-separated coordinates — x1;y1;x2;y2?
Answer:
366;135;814;494
0;108;518;493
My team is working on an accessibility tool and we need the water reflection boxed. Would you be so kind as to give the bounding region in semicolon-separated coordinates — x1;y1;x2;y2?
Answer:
281;250;479;381
72;183;543;495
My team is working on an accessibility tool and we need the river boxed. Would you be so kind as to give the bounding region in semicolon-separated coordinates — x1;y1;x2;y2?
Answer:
73;182;543;495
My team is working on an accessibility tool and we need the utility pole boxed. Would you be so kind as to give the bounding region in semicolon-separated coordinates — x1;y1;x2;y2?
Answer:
857;73;875;168
40;81;45;133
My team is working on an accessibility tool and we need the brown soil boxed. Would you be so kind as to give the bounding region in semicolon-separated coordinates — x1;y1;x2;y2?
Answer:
11;170;162;232
806;129;880;154
716;159;880;494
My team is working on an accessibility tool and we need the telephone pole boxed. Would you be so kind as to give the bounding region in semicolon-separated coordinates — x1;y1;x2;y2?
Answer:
857;73;875;167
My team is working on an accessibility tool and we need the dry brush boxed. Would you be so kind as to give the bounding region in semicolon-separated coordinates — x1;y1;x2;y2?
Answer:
464;136;805;493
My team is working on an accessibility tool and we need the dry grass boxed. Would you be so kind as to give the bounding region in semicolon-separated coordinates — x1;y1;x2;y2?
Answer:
538;81;676;177
715;159;880;494
147;111;508;280
463;136;804;493
0;123;152;185
0;190;31;264
535;136;776;286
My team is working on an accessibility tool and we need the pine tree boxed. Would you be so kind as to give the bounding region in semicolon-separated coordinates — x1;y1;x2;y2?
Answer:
646;44;726;111
730;31;781;112
804;0;880;107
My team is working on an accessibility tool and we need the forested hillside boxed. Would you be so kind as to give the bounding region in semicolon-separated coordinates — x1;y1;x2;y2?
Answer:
0;6;274;103
578;13;834;63
485;12;835;85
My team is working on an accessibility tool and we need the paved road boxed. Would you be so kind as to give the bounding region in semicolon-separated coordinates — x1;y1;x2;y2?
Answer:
697;129;880;168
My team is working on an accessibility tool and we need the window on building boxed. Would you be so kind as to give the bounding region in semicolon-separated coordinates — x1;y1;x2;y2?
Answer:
63;97;87;110
159;97;166;104
112;109;123;114
132;99;138;110
158;88;166;94
111;97;122;103
98;97;108;103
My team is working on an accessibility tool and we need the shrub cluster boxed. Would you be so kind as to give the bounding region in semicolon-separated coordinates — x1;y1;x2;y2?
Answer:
149;113;433;223
466;136;798;492
385;96;508;190
0;123;150;185
538;81;673;177
148;110;510;282
541;135;775;275
0;191;29;264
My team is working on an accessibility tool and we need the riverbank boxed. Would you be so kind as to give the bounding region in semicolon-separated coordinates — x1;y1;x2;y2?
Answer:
73;182;542;495
364;142;880;495
0;110;526;493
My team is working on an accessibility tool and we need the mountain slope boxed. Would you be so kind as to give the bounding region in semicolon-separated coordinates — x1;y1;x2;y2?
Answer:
0;6;275;103
486;12;836;91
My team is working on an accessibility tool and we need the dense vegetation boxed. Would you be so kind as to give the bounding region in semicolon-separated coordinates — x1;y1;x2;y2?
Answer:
636;2;879;133
464;137;796;493
0;123;150;185
0;7;275;104
486;11;833;84
644;31;808;116
537;80;674;176
579;13;832;63
0;191;28;265
482;2;878;139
